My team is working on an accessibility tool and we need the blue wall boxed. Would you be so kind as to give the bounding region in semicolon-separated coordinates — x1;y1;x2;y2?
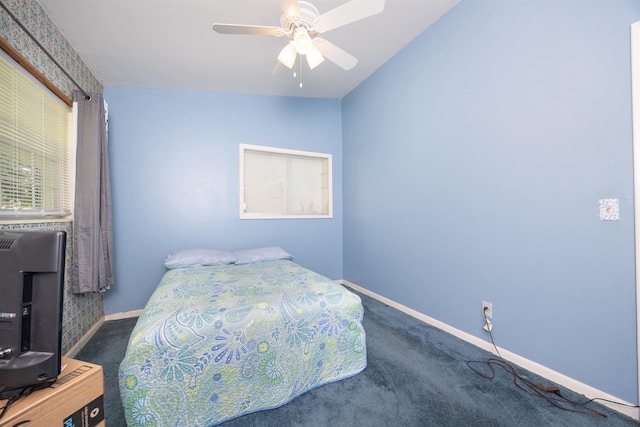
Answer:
342;0;640;403
103;0;640;405
103;88;342;314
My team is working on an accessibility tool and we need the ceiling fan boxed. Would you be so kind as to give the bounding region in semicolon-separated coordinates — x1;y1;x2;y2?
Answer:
212;0;385;73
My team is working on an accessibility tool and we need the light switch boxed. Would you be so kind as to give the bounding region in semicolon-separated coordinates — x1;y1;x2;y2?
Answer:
599;198;619;221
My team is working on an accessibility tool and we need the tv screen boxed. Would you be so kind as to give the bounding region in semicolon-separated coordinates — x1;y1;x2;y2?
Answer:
0;230;66;399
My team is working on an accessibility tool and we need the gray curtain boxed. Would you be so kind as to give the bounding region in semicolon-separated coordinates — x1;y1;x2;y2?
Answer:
72;91;114;294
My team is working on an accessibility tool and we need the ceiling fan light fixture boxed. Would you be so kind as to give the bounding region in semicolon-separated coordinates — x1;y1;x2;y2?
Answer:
213;0;386;86
306;45;324;69
278;42;297;69
293;27;313;55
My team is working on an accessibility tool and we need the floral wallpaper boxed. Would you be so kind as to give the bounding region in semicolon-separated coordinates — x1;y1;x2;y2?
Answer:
0;0;102;97
0;223;103;355
0;0;104;355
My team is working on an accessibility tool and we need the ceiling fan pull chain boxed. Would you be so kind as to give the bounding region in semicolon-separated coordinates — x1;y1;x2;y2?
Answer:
299;56;303;88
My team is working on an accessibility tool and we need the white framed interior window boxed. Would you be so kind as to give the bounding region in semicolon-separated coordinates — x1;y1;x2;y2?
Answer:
0;50;73;220
240;144;333;219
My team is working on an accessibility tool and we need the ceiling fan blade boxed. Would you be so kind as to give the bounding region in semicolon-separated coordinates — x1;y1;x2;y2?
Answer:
316;0;385;33
279;0;301;18
212;23;283;36
315;38;357;70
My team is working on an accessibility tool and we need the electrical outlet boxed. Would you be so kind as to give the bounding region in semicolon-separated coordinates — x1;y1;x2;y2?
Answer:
482;301;493;319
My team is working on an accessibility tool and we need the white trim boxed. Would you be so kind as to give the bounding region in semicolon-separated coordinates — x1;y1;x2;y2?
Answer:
104;309;143;321
631;19;640;422
339;280;639;420
70;100;78;220
64;310;141;358
64;316;105;359
0;218;71;225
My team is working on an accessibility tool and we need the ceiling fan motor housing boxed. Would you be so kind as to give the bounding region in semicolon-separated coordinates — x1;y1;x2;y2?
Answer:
280;1;320;38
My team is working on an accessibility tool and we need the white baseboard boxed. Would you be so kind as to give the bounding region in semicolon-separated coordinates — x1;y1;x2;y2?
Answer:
105;309;143;321
65;310;140;359
64;316;105;359
339;280;640;421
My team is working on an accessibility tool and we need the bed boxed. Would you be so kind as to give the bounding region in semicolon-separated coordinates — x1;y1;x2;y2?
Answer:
118;249;367;426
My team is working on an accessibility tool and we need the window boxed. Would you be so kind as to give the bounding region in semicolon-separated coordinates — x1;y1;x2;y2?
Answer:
0;52;72;219
240;144;332;219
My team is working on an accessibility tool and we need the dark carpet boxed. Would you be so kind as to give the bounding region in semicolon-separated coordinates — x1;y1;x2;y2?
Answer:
74;291;640;427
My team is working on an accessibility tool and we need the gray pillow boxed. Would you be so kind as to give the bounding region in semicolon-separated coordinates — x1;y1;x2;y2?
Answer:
164;249;237;269
233;247;294;265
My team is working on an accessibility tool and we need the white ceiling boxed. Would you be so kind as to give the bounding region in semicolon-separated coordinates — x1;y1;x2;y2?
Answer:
38;0;460;99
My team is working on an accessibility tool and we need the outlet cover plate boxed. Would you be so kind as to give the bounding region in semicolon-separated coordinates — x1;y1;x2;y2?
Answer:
599;198;619;221
482;301;493;319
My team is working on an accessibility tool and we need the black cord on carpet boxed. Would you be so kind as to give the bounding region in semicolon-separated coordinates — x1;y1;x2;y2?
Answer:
466;310;639;418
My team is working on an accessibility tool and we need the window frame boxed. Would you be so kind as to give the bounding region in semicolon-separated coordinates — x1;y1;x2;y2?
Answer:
239;143;333;219
0;49;74;221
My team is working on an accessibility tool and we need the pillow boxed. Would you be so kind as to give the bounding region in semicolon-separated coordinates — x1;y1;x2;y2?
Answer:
233;246;294;265
164;249;237;269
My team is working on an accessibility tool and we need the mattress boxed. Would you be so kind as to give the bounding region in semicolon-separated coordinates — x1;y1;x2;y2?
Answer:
118;259;367;426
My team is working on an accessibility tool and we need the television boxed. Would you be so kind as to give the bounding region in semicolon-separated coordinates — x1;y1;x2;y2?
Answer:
0;230;66;400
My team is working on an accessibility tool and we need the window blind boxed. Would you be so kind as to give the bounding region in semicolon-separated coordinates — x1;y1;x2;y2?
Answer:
240;144;332;219
0;54;72;218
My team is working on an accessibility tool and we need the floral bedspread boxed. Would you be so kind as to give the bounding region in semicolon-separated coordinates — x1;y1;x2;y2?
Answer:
119;260;367;426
